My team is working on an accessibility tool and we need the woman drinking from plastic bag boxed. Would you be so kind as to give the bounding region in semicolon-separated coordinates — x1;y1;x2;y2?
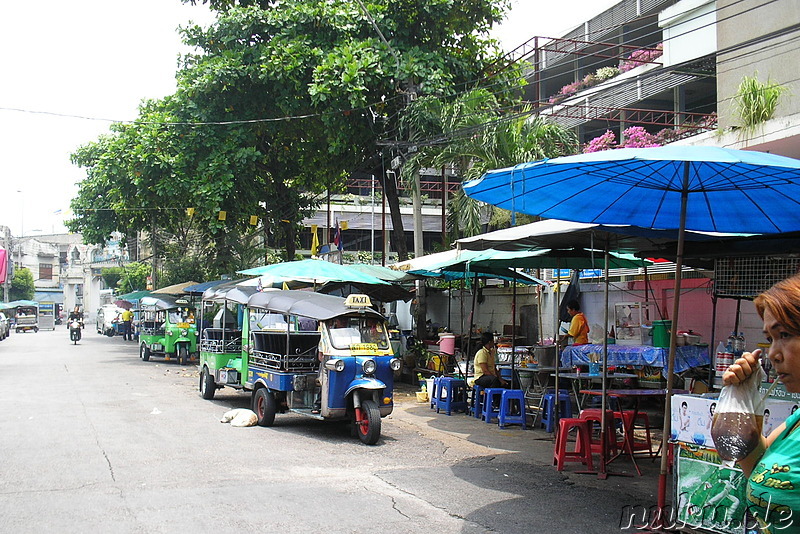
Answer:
721;274;800;532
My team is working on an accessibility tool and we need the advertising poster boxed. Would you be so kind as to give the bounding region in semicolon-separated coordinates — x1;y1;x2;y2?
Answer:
676;444;748;534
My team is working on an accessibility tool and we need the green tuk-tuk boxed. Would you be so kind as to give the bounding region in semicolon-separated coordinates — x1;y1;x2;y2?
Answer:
198;283;257;397
138;295;198;365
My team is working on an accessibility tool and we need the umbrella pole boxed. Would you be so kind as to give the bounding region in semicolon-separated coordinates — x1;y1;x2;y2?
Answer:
512;278;517;389
465;274;479;367
599;249;610;478
537;269;544;344
656;163;689;525
553;262;561;431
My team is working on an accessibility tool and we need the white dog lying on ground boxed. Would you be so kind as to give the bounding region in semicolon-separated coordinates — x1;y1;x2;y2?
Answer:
220;408;258;427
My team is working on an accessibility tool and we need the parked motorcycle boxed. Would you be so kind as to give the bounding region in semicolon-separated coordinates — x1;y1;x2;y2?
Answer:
69;320;83;344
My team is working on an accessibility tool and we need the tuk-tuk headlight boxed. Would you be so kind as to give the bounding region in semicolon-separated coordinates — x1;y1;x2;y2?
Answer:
362;359;377;375
180;329;188;337
389;358;402;371
324;359;346;372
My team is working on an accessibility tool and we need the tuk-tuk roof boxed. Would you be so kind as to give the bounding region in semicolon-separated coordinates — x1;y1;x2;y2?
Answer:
139;295;192;311
7;300;39;308
246;290;383;321
202;282;259;304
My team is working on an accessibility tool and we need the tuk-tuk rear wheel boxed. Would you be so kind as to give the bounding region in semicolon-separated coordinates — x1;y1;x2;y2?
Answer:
140;343;150;362
253;388;276;427
355;400;381;445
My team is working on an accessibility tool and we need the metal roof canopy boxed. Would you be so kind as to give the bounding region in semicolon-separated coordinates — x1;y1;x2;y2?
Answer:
139;295;192;311
246;290;383;322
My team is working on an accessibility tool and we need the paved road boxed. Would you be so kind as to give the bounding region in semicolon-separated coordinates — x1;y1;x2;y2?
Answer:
0;329;660;533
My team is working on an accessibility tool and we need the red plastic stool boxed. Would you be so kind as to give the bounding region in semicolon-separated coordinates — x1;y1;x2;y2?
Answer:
579;408;619;456
615;410;654;457
553;418;594;472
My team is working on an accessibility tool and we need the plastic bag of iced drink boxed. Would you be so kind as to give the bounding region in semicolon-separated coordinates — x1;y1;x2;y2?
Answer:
710;361;766;463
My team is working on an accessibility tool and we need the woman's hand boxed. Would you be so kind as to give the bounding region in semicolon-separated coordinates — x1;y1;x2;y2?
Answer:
722;349;762;385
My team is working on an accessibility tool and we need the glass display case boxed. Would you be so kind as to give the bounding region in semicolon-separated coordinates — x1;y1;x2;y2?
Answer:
614;302;656;345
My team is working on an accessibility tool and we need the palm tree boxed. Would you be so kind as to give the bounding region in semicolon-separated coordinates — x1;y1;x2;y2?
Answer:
402;89;578;242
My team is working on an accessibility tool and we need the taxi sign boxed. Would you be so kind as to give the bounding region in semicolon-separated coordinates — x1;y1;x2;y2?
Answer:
344;294;372;308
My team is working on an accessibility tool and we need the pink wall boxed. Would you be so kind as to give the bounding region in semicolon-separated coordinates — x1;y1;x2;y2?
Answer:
625;278;764;349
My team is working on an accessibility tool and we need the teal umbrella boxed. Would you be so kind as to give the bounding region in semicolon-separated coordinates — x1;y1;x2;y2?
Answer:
238;259;389;286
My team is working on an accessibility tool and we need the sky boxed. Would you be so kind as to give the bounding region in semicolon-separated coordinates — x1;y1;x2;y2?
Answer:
0;0;618;239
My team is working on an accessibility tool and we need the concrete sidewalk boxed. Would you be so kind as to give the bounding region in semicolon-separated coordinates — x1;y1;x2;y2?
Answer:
391;381;671;503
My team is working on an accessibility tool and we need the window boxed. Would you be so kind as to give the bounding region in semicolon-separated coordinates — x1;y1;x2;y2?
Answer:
39;263;53;280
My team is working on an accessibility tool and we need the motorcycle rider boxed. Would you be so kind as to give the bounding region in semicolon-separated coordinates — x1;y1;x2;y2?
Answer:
68;306;84;328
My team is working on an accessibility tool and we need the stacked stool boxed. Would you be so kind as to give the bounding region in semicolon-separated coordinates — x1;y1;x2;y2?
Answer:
540;389;573;432
498;389;526;429
553;418;594;471
579;408;619;457
435;377;468;415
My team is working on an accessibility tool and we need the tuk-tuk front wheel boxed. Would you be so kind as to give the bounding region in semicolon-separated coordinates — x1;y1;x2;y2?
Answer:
178;344;189;366
355;399;381;445
140;343;150;362
200;367;216;400
253;388;276;427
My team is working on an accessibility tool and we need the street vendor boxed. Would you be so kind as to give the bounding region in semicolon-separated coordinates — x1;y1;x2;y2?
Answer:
473;332;508;389
562;299;590;346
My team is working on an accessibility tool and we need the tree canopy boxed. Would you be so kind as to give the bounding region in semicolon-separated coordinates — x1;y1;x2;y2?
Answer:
68;0;521;272
9;268;35;301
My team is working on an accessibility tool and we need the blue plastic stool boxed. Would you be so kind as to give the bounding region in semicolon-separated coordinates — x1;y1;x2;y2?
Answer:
481;388;505;424
541;389;573;433
430;376;441;410
498;389;526;429
436;377;468;415
470;384;485;419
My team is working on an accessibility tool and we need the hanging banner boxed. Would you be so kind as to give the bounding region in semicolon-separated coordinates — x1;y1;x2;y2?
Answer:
0;247;6;284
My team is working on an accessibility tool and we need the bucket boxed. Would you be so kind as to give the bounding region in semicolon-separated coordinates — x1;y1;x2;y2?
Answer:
438;333;456;355
425;378;435;397
415;391;429;403
652;320;672;348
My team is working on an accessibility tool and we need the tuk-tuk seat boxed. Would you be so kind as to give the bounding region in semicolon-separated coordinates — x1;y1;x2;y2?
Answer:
251;331;319;371
202;328;243;353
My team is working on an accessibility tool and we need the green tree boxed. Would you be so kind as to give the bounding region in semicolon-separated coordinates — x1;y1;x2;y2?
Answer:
100;267;124;291
70;0;515;267
402;89;578;242
9;268;35;301
118;263;151;293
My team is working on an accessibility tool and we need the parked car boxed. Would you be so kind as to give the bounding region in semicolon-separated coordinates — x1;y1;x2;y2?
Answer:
96;304;126;337
0;312;9;340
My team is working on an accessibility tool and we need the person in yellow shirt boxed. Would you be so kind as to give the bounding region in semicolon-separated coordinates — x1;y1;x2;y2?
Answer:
473;332;509;389
121;308;134;341
565;299;590;346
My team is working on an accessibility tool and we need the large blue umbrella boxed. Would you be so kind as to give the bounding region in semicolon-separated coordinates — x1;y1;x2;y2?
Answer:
464;145;800;234
464;146;800;504
238;259;389;286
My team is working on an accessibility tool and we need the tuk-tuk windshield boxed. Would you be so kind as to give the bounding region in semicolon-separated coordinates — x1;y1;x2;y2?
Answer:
168;308;195;325
327;317;389;351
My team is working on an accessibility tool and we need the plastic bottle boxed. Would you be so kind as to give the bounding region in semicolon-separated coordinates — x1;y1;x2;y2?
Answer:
716;341;731;377
736;332;746;355
727;332;737;353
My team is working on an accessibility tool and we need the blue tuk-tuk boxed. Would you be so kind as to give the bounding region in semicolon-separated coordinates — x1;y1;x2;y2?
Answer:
199;290;401;445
